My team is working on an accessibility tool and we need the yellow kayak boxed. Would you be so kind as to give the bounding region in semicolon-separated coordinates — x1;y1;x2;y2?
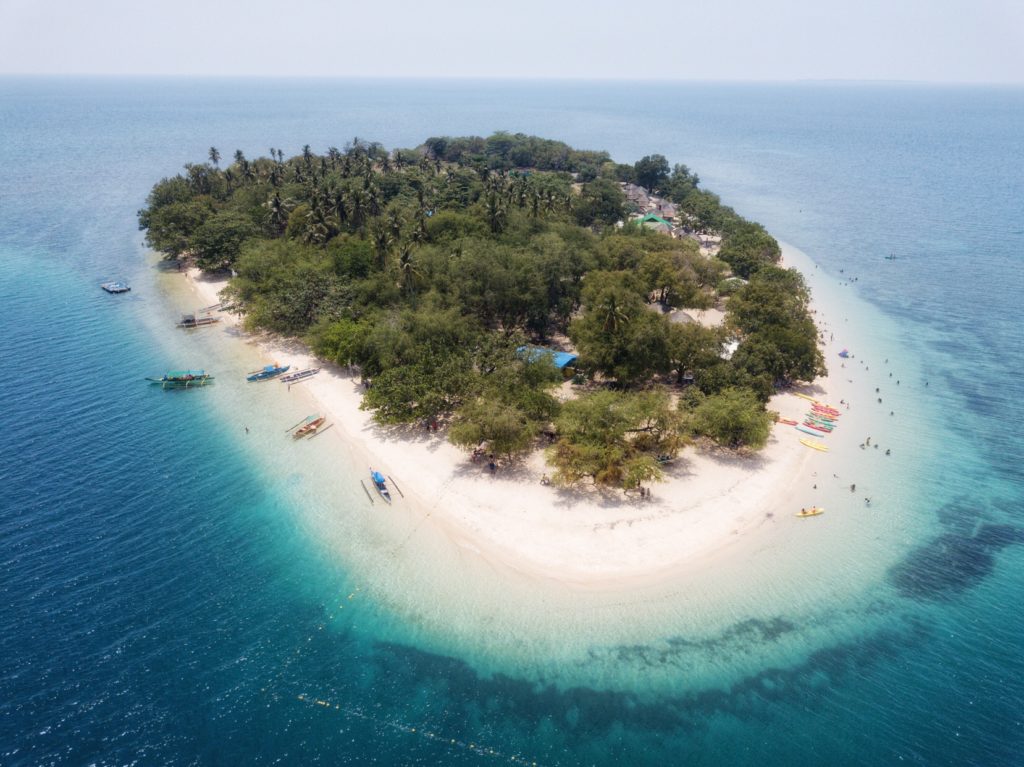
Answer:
800;438;829;452
796;507;825;518
793;392;819;403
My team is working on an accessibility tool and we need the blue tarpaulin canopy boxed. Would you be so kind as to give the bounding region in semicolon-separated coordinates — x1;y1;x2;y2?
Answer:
516;345;578;369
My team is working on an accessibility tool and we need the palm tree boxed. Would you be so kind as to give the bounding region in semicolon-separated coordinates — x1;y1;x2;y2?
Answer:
302;144;313;168
208;147;220;167
303;200;330;245
485;192;507;234
234;149;246;166
397;243;422;296
265;192;294;235
366;183;381;217
327;185;347;229
370;220;394;271
386;209;404;241
597;294;630;333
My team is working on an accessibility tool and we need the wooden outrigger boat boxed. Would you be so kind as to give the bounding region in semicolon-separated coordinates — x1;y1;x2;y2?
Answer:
369;468;392;504
146;370;214;388
294;415;327;438
176;313;220;329
247;363;289;382
279;368;321;384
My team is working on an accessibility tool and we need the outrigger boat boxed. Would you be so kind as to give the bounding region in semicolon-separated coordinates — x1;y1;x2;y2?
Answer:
294;415;328;438
101;281;131;293
279;367;321;384
247;363;290;382
146;370;213;388
369;468;392;503
176;313;220;329
796;507;825;518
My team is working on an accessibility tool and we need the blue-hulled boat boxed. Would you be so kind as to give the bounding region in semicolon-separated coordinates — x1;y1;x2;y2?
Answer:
246;363;290;382
370;468;392;503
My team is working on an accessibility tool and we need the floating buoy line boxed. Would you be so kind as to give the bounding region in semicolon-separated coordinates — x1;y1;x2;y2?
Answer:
262;584;542;766
295;693;541;765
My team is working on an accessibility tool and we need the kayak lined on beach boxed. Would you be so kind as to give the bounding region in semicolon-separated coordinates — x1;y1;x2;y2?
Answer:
799;438;829;452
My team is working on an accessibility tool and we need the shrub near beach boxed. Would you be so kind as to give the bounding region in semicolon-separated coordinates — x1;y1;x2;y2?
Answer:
139;134;823;489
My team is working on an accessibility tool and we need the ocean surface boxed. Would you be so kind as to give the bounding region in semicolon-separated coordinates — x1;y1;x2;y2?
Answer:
1;78;1022;765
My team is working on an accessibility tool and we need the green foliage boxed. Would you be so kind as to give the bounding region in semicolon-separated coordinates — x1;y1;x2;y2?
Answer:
634;154;670;193
717;222;782;278
688;387;774;450
548;389;684;488
725;267;825;387
569;272;671;385
574;177;626;228
668;322;724;385
138;134;816;437
192;209;258;270
140;196;214;258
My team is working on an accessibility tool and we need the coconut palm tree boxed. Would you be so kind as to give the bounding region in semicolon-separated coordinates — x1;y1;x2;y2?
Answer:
234;149;246;166
208;147;220;167
265;192;294;235
303;200;330;245
397;243;422;296
597;294;631;333
485;192;507;234
370;220;394;271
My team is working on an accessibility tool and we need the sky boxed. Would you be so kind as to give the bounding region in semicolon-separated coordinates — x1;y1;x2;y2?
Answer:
1;0;1022;83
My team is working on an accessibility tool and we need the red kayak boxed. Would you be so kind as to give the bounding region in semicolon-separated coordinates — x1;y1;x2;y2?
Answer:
803;421;833;432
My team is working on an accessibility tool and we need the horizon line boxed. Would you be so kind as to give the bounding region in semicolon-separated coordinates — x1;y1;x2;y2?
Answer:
1;73;1023;87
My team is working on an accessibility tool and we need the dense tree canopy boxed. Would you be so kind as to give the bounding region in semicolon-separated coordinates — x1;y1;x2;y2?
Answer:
139;133;823;484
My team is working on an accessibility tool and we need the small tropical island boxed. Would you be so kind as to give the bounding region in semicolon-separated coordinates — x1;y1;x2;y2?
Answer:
140;133;834;582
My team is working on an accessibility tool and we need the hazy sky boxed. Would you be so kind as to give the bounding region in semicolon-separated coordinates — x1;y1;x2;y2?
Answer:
1;0;1022;82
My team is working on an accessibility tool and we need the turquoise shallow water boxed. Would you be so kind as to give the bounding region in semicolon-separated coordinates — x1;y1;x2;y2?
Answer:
1;78;1022;765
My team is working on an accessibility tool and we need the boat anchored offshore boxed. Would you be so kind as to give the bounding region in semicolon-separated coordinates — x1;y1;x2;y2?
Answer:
101;281;131;293
246;363;289;382
370;468;392;503
146;370;214;388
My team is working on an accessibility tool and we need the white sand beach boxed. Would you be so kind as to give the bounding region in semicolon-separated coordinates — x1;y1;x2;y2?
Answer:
177;246;885;591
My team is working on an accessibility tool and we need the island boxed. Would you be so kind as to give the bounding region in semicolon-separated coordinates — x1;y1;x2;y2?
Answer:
140;133;831;583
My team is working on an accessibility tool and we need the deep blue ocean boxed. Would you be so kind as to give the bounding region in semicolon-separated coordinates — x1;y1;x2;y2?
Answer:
1;78;1022;765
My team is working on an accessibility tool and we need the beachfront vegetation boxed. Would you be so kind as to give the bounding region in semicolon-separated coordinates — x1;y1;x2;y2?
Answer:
139;133;824;489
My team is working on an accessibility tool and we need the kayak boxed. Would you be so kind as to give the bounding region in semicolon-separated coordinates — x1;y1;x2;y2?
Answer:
777;418;798;426
800;438;829;452
796;507;825;518
797;425;829;437
794;393;819;403
801;422;833;433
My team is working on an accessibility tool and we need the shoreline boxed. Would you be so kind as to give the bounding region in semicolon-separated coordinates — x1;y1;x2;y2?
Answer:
177;246;866;591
